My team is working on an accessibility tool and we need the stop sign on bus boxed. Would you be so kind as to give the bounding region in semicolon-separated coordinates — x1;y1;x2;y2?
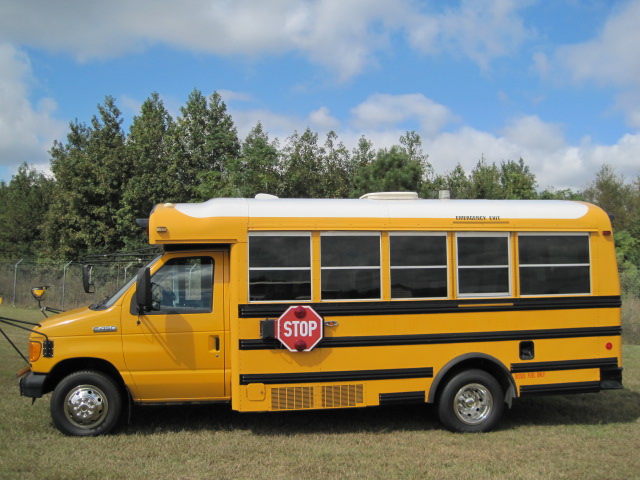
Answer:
275;305;324;352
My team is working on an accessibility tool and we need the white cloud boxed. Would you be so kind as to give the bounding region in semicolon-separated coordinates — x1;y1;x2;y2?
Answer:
406;0;532;70
556;0;640;87
425;120;640;192
308;106;341;132
0;0;531;81
0;43;66;169
218;90;253;103
230;108;300;142
350;93;458;136
552;0;640;128
501;115;565;153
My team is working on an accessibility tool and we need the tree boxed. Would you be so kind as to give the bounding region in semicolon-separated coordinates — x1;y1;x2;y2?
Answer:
441;164;473;199
117;93;174;249
43;96;128;258
538;187;584;200
165;89;240;201
583;164;633;233
353;145;425;197
0;164;54;259
499;158;537;199
230;122;281;197
279;128;325;198
469;157;502;199
321;131;354;198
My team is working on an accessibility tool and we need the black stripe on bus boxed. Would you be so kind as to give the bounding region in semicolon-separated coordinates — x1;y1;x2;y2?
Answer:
519;381;601;396
510;357;619;373
379;391;426;406
239;367;433;386
239;326;622;351
238;295;621;318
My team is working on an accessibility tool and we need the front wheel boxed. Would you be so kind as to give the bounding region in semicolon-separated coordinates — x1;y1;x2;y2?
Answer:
437;369;504;433
50;370;123;436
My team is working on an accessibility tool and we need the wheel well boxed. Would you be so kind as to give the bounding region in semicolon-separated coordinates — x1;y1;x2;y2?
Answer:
43;358;129;397
428;354;516;405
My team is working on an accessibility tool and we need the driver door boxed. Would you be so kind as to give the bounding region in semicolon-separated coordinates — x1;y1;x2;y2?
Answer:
121;252;226;402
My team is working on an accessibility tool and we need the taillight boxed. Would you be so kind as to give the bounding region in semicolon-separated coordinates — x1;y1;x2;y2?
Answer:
29;341;42;362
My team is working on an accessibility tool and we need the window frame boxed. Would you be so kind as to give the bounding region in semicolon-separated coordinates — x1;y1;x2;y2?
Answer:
146;256;215;315
320;231;382;301
518;232;592;297
456;232;512;298
389;232;449;300
248;232;312;303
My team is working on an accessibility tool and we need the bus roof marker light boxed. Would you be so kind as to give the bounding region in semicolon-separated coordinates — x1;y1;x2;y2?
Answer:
294;306;307;318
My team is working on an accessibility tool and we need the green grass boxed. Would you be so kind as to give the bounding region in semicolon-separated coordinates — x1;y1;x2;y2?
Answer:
1;306;639;480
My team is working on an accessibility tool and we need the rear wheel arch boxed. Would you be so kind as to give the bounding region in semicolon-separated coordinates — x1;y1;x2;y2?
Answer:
428;353;516;405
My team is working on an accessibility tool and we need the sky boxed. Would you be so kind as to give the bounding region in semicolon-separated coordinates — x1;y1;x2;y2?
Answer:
1;0;639;192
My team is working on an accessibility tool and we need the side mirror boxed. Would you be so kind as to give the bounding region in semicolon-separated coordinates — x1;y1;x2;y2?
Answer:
136;266;153;313
82;265;95;294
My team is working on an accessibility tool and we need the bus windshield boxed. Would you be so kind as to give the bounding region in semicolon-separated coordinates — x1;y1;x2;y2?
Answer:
90;256;161;310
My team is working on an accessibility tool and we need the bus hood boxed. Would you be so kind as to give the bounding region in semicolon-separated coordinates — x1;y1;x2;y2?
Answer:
33;305;122;338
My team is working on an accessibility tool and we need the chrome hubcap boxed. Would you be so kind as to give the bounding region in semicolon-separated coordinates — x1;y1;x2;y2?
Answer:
453;383;493;425
63;385;109;429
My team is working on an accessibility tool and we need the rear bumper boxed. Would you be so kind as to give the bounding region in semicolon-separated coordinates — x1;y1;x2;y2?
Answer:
600;367;623;390
19;371;47;399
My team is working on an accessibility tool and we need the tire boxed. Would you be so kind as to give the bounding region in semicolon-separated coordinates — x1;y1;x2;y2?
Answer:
50;370;123;436
437;369;504;433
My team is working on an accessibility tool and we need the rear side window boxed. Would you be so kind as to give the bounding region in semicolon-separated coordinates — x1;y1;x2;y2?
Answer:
249;234;311;301
457;233;510;296
321;234;381;300
390;234;448;299
519;234;590;295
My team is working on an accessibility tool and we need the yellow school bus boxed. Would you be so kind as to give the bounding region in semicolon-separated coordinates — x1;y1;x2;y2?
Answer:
18;193;623;435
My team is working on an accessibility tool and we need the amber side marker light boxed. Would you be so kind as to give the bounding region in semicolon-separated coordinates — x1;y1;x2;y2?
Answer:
29;341;42;362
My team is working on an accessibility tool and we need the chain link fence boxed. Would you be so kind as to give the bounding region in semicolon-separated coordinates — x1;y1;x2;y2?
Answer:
0;250;159;311
621;265;640;344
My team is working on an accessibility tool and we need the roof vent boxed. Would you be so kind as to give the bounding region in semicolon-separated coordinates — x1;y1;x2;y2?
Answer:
438;190;451;200
359;192;419;200
255;193;279;200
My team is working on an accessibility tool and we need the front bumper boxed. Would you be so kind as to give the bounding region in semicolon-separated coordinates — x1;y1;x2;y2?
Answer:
19;371;47;398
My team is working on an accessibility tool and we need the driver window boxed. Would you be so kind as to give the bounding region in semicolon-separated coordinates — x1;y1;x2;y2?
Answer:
150;257;214;314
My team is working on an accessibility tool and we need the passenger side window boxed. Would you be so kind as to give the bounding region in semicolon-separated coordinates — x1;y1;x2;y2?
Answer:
321;234;381;300
519;234;590;295
456;233;510;297
390;234;448;298
249;234;311;301
149;257;214;313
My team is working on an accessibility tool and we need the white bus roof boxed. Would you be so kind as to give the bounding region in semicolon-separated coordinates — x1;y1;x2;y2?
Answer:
174;197;590;221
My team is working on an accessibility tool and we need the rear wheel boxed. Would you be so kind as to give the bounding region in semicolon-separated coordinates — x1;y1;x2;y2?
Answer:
50;370;123;436
437;369;503;433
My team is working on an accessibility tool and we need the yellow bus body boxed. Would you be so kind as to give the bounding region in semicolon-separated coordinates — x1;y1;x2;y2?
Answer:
20;196;623;434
